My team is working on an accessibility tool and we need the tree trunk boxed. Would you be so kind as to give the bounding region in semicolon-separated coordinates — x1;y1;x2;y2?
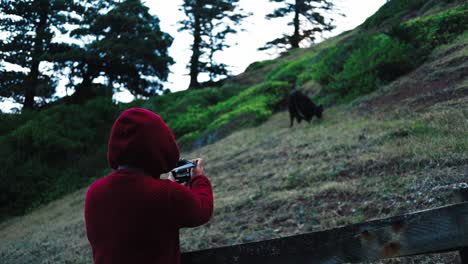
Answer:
73;66;95;103
23;0;48;111
188;6;202;89
23;60;40;111
107;75;114;96
291;0;301;49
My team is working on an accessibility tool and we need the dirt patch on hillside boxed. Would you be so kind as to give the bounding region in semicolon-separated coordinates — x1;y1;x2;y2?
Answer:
336;157;468;180
360;42;468;112
409;85;468;111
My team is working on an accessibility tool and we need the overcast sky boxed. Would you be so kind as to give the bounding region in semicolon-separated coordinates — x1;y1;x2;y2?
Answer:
1;0;386;110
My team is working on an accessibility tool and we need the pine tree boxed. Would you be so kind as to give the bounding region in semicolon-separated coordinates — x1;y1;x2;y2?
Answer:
260;0;338;51
69;0;174;98
53;0;118;102
0;0;82;110
0;0;173;108
180;0;248;89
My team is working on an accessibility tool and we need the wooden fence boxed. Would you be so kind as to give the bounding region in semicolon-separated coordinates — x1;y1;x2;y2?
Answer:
182;190;468;264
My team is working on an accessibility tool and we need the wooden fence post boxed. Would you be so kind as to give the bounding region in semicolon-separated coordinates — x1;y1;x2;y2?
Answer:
458;189;468;264
183;201;468;264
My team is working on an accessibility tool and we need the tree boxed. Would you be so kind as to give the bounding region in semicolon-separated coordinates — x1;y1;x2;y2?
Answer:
0;0;173;109
179;0;249;89
260;0;338;51
52;0;118;102
68;0;174;98
0;0;82;110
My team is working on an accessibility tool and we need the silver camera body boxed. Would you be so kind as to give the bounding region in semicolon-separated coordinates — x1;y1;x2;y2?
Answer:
171;159;196;183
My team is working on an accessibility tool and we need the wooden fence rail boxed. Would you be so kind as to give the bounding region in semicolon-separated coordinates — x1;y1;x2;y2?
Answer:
182;200;468;264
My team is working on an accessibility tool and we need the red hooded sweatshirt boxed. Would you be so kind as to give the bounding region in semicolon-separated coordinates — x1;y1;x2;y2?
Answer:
85;108;213;264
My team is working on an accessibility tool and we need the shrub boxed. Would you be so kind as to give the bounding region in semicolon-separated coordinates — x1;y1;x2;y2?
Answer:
245;60;275;72
363;0;429;29
171;81;289;150
267;60;307;83
311;44;353;86
327;34;417;98
267;53;318;84
391;3;468;55
310;3;466;103
308;33;416;102
0;97;118;219
0;112;34;136
138;81;289;150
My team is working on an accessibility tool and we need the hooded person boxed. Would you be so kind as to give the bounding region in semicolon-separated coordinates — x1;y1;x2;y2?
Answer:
84;108;213;264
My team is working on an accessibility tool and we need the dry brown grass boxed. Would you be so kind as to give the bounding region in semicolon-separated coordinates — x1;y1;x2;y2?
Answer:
1;99;467;263
0;188;91;263
181;99;468;243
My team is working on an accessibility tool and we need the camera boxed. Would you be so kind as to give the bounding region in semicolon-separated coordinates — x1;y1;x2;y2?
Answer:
171;159;196;184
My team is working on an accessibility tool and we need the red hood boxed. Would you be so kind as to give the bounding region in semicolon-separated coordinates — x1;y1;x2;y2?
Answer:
107;108;179;178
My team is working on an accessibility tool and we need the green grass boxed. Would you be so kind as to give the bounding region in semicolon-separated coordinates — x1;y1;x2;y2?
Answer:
317;2;466;103
143;81;290;149
361;0;445;29
260;2;468;105
391;2;468;54
244;60;275;72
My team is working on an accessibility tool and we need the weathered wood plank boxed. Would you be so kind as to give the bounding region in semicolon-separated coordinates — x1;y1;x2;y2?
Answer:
182;202;468;264
460;249;468;264
458;190;468;264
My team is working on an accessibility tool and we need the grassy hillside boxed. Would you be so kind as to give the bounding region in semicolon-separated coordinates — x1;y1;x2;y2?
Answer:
0;0;467;263
0;0;466;220
1;82;466;263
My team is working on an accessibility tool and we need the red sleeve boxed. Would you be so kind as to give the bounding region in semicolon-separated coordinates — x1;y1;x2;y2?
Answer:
169;175;213;228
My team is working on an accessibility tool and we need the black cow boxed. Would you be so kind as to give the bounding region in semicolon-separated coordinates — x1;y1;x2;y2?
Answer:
288;90;323;127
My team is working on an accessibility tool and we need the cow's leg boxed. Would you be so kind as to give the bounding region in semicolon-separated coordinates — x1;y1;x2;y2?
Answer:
289;112;294;127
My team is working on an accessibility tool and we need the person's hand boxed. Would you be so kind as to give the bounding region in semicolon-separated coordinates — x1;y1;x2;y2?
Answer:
167;172;175;182
191;158;203;176
167;171;191;186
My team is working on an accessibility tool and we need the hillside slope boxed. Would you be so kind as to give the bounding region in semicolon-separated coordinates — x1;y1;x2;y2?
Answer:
1;29;467;263
1;1;467;263
1;0;466;220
